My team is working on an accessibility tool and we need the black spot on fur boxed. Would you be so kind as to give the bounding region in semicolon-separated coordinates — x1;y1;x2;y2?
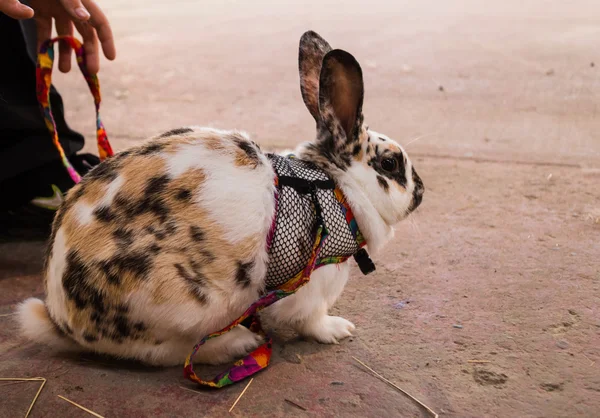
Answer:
189;225;205;242
352;143;362;156
84;302;143;343
158;127;193;138
94;206;116;223
114;175;171;223
108;251;153;280
408;167;424;212
71;186;86;201
148;243;161;254
176;189;192;202
174;263;207;303
379;136;386;142
234;138;261;166
113;194;130;212
235;262;253;288
201;250;215;263
116;304;129;314
377;175;389;192
63;251;106;313
305;140;352;171
99;261;121;285
145;175;170;196
85;159;119;182
117;150;133;158
137;142;165;155
113;228;133;248
145;225;166;240
164;220;178;235
114;314;131;339
139;176;171;222
90;311;102;324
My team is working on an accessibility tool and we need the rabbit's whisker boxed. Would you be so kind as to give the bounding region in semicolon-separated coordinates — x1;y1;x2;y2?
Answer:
404;132;438;148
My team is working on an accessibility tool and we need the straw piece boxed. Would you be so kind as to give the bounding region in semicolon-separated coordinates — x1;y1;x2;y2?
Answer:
0;380;31;388
228;378;254;413
58;395;104;418
582;353;595;366
0;313;16;317
0;377;46;418
285;399;308;411
27;378;46;418
467;360;491;364
178;385;203;394
352;357;439;418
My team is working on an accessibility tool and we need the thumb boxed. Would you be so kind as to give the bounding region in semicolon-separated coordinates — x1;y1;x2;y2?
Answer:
2;0;35;19
58;0;91;21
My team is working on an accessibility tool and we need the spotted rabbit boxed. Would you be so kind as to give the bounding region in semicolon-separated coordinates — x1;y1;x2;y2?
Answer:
18;31;424;366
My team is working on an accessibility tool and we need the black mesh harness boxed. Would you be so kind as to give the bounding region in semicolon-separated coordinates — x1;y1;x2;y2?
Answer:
183;154;377;388
265;153;375;290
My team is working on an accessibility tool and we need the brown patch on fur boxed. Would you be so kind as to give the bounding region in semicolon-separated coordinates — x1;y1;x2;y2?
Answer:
234;148;256;167
30;299;49;323
377;175;389;192
202;135;227;151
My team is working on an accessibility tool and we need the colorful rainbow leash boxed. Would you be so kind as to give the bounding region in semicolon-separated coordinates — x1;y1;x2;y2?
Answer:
37;36;114;184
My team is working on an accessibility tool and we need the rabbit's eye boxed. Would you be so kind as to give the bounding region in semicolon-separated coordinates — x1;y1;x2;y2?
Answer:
381;158;397;172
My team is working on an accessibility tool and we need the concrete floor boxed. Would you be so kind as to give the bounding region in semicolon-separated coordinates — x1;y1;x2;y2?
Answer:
1;0;599;417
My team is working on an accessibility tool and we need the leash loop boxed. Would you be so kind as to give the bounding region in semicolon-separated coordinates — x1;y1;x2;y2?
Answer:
37;36;114;184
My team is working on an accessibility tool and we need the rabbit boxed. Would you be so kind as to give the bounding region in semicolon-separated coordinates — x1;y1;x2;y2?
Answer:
17;30;424;366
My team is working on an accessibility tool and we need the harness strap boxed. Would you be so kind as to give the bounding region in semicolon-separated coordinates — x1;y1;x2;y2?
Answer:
354;248;376;275
37;36;114;184
277;176;335;193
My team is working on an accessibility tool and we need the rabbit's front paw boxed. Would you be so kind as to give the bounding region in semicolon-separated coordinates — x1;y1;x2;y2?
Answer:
193;325;264;365
301;315;355;344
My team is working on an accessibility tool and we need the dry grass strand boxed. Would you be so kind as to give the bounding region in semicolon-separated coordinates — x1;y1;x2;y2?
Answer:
58;395;105;418
228;377;254;413
0;377;47;418
352;357;439;418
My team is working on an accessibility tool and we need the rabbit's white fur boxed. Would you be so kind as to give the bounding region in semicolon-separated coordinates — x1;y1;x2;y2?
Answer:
18;31;423;366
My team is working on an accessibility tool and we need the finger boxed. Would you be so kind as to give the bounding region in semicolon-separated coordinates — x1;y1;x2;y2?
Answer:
58;0;91;21
34;15;53;55
2;0;34;19
55;18;74;73
83;0;116;60
74;21;99;74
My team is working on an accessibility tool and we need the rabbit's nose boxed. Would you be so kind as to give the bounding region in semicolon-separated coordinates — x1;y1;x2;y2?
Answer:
409;168;424;211
412;187;423;210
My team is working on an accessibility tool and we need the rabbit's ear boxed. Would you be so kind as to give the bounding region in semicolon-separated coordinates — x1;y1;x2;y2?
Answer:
318;49;364;149
299;31;332;122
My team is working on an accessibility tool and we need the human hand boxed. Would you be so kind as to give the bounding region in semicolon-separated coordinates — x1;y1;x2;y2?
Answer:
0;0;115;74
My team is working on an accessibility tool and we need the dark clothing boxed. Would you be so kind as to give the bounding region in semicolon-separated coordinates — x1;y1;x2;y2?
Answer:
0;13;84;205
